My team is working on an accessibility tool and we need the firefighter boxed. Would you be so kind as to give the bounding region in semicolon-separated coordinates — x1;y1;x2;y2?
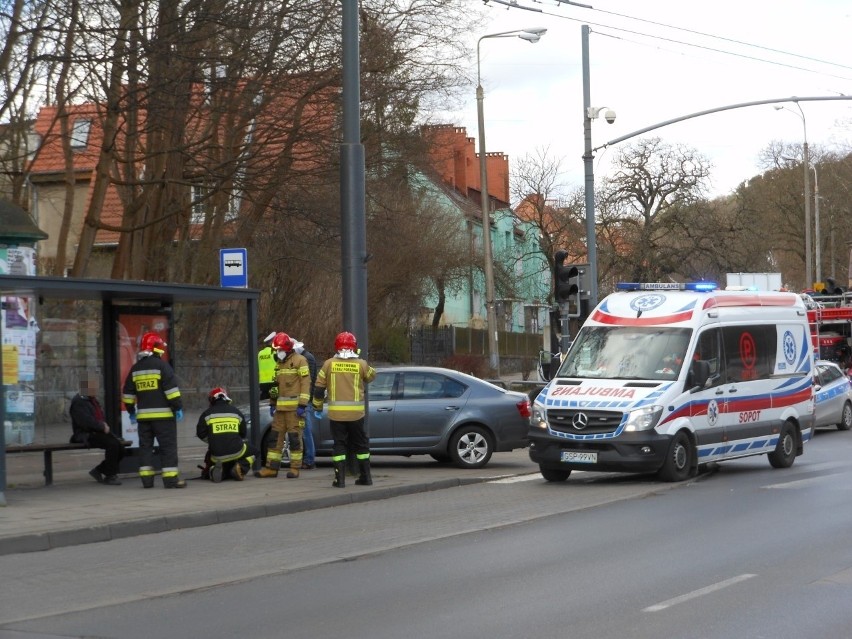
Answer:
255;332;311;479
122;331;186;489
312;331;376;488
196;387;257;482
257;331;277;400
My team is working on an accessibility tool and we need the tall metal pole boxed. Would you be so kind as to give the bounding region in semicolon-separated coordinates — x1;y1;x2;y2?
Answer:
581;25;599;307
340;0;368;355
475;28;545;374
476;64;500;377
813;164;821;284
803;136;813;289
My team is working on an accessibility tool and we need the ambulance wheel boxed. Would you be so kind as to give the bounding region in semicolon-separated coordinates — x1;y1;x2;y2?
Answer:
540;466;571;482
768;422;796;468
837;402;852;431
657;431;694;482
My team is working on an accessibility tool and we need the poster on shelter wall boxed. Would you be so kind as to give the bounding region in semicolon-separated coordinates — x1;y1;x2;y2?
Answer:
1;246;38;445
2;329;36;381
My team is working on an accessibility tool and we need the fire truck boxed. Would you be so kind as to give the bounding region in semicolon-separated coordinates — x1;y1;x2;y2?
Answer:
806;293;852;368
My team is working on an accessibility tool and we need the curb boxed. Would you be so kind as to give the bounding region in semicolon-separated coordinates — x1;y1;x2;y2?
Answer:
0;476;481;557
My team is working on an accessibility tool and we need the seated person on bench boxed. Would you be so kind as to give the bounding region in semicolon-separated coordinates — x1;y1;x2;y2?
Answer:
69;373;125;486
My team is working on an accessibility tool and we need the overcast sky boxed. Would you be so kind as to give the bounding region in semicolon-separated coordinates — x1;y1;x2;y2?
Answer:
441;0;852;200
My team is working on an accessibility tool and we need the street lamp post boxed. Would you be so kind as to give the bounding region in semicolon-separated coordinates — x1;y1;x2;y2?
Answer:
775;103;813;288
812;164;821;283
476;27;546;376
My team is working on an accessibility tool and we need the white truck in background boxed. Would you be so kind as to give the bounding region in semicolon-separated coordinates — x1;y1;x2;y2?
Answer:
726;272;783;291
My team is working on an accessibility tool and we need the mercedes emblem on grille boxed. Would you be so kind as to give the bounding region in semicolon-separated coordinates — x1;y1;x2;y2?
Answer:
572;412;589;430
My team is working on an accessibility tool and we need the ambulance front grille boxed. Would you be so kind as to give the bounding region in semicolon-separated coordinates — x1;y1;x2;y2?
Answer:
546;409;623;435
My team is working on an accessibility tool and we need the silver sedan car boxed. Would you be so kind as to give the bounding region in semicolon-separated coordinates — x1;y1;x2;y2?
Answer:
256;366;532;469
814;359;852;431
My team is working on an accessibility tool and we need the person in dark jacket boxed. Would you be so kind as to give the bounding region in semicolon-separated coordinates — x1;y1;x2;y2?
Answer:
122;331;186;488
70;373;125;486
196;387;258;482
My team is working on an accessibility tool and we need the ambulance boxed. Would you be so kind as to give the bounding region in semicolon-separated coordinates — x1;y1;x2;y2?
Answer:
529;282;815;482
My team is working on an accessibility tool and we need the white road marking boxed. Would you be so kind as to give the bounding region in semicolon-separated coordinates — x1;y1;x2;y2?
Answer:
643;574;757;612
489;474;543;484
762;471;849;489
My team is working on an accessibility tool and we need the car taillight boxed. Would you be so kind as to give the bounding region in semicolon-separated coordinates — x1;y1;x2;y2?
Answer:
516;399;531;419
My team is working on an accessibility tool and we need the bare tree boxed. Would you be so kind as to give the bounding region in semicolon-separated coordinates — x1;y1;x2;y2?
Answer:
597;137;713;285
511;147;585;301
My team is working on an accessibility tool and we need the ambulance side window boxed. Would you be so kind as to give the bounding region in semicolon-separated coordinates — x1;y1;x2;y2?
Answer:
695;329;724;387
721;325;775;382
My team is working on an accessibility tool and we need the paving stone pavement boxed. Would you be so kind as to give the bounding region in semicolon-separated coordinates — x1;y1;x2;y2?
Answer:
0;434;541;556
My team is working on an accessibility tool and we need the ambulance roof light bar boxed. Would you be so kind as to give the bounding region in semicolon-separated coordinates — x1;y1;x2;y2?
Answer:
616;282;719;292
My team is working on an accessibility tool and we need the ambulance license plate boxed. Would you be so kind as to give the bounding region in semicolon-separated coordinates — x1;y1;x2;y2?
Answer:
561;450;597;463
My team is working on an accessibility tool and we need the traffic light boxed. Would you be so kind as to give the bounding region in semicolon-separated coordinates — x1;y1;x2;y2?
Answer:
554;252;586;317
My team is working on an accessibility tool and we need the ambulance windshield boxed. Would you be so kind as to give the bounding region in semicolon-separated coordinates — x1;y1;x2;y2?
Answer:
559;326;692;381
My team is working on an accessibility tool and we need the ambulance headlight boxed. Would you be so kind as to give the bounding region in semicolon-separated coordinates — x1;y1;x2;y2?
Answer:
532;406;548;429
623;405;664;432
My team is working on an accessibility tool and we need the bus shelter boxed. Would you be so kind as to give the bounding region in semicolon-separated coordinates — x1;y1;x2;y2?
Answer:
0;274;261;504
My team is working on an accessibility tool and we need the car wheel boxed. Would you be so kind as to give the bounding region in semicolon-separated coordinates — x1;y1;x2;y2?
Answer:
657;431;695;482
540;466;570;482
838;402;852;431
768;421;797;469
430;453;451;463
448;425;493;469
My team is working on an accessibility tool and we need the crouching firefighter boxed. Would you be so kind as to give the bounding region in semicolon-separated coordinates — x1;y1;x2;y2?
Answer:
196;387;258;482
256;332;311;478
122;331;186;489
312;331;376;488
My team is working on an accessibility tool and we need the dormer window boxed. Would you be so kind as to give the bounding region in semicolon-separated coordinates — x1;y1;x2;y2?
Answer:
70;119;91;150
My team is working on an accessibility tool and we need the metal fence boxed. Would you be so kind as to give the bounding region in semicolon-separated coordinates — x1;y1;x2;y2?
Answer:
409;326;541;366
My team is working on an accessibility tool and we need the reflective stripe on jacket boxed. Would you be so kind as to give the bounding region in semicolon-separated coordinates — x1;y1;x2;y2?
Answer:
312;356;376;422
122;355;182;421
274;352;311;411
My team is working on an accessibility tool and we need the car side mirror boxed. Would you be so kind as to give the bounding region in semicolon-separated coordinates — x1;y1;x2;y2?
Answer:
687;360;711;391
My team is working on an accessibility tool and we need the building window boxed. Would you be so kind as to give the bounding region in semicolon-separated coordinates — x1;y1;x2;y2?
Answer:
190;184;208;225
70;119;91;150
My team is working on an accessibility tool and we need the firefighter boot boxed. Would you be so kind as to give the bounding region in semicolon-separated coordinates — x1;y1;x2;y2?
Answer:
163;476;187;489
140;466;155;489
332;459;346;488
286;458;301;479
254;460;280;478
355;458;373;486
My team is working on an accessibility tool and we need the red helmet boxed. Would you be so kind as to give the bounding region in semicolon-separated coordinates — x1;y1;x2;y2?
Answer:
140;331;166;355
334;331;357;352
272;332;294;354
208;386;231;404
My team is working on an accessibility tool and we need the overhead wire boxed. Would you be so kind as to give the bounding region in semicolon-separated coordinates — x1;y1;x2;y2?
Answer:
483;0;852;83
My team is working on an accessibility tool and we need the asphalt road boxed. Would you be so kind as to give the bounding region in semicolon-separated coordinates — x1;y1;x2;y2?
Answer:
3;429;852;639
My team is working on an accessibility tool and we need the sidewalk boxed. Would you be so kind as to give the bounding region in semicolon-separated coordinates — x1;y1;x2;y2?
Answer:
0;440;538;556
1;373;545;556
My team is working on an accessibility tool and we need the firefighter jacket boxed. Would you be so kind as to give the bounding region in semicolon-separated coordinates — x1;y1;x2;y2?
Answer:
257;346;276;385
312;355;376;422
122;354;182;421
274;351;311;412
196;399;247;460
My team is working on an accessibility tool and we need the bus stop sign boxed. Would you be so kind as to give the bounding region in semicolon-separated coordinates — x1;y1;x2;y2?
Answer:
220;248;248;288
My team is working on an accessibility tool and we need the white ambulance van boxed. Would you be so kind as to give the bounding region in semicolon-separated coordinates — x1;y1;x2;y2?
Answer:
529;282;815;482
